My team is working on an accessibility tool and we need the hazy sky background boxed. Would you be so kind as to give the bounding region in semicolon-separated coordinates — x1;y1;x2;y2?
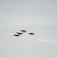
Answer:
0;0;57;57
0;0;57;27
0;0;57;40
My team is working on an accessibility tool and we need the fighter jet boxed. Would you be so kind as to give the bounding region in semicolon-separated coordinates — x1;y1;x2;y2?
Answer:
20;30;26;33
28;33;34;35
16;32;23;35
14;34;19;36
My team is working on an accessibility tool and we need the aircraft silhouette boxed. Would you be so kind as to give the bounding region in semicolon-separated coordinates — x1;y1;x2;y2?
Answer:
14;29;35;37
20;30;26;33
14;32;23;37
28;33;34;35
14;34;19;36
16;32;23;35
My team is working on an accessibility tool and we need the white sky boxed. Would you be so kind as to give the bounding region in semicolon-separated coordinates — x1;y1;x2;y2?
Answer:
0;0;57;40
0;0;57;27
0;0;57;57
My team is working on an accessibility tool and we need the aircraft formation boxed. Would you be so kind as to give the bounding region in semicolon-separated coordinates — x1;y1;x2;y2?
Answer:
14;30;34;37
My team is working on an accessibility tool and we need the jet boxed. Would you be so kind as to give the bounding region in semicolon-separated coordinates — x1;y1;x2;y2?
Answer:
20;30;26;33
28;33;34;35
16;32;23;35
14;34;19;36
